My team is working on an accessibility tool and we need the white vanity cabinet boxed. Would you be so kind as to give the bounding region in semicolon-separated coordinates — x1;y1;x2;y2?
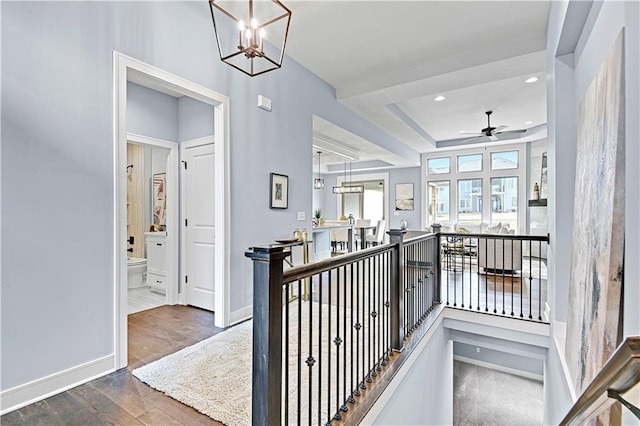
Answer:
145;232;167;293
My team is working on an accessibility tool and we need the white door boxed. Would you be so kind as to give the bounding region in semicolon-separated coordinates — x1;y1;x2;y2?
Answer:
183;142;215;311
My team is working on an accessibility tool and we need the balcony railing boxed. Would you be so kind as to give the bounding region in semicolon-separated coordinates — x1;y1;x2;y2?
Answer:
439;231;549;320
245;229;548;424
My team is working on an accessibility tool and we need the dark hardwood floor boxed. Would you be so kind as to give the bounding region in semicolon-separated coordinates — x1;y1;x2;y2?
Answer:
1;305;225;425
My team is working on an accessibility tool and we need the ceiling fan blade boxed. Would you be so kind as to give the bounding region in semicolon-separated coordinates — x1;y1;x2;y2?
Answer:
458;131;484;135
489;135;499;141
493;125;508;132
496;129;527;136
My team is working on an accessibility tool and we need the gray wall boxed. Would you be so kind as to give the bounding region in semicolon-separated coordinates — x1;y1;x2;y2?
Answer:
1;1;417;393
544;1;640;423
322;166;423;230
453;341;543;377
372;324;453;425
127;82;178;141
178;97;215;142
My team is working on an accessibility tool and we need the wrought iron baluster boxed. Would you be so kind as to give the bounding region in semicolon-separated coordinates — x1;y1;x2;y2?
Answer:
376;252;382;372
285;283;290;425
318;272;323;424
334;266;341;421
510;239;514;316
493;236;497;313
326;269;331;424
366;256;372;384
529;240;533;319
446;237;450;306
335;266;353;414
538;241;542;321
520;240;524;318
308;274;314;426
297;280;302;426
501;238;506;315
341;265;348;412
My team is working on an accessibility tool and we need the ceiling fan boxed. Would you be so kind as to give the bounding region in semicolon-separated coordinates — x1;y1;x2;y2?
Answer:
459;111;526;142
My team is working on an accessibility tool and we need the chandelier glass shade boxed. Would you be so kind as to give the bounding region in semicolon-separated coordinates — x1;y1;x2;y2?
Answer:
314;151;324;190
209;0;292;77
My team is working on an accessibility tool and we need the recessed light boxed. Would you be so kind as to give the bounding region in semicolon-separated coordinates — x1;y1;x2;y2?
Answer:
525;120;533;125
433;95;446;102
525;77;539;84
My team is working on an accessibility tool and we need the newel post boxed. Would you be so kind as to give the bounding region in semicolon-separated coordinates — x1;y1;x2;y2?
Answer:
388;229;406;351
431;223;442;304
245;245;289;426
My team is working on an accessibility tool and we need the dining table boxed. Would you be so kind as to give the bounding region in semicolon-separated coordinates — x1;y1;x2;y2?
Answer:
354;224;377;250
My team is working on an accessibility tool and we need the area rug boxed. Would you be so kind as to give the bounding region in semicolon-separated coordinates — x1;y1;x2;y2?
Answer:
133;301;375;425
133;320;253;425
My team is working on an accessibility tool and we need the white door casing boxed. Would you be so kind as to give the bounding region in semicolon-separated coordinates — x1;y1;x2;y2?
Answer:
182;140;215;311
114;52;230;370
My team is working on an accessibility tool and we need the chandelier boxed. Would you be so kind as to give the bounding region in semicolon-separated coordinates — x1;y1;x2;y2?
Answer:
314;151;324;189
209;0;292;77
333;161;364;194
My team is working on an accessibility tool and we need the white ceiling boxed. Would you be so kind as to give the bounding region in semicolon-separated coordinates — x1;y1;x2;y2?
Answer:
280;1;551;168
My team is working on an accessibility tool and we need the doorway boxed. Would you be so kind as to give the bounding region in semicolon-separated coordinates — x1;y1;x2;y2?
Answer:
337;172;390;224
114;52;230;370
125;139;174;314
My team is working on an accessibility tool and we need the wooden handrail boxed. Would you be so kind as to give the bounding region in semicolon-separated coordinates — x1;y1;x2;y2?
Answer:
560;336;640;425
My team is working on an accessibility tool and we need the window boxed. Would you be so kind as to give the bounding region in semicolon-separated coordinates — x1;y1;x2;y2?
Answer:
491;177;518;230
424;148;523;232
427;181;449;225
458;179;482;225
491;151;519;170
458;154;482;172
428;157;450;174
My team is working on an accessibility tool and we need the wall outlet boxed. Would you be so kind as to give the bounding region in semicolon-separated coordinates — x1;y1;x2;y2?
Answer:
297;211;306;221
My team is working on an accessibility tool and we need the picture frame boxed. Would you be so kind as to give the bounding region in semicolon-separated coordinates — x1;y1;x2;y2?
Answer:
270;173;289;209
395;183;414;211
152;173;166;227
540;152;548;199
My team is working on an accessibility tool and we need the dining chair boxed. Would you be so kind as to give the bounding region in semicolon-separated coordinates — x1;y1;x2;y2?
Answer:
366;220;386;247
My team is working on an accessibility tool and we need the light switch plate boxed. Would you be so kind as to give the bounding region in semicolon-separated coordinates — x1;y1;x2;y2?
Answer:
297;212;306;221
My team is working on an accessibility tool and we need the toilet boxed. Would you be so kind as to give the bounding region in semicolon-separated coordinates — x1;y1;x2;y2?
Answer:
127;257;148;289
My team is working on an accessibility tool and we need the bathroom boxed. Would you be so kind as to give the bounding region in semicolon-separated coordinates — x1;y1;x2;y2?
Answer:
127;142;170;314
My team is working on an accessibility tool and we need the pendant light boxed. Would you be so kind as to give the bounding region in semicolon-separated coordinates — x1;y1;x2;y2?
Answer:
332;160;364;194
314;151;324;189
209;0;292;77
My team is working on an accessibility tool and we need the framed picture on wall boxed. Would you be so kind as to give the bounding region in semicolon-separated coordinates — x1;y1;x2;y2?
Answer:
270;173;289;209
152;173;166;228
395;183;414;211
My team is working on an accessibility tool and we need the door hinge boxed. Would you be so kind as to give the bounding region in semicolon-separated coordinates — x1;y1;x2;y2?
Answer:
185;275;188;284
185;218;188;227
182;160;188;170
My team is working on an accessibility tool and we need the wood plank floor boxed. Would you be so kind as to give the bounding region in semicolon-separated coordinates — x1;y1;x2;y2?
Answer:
1;306;225;426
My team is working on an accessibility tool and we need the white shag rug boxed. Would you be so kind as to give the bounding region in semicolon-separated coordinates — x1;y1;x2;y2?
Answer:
133;301;378;425
133;320;253;425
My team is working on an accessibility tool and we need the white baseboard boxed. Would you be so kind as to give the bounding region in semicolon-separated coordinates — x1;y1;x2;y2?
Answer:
0;354;114;415
454;355;544;382
229;305;252;326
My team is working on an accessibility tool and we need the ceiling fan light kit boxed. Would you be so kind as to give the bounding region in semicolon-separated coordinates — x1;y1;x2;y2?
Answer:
209;0;292;77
